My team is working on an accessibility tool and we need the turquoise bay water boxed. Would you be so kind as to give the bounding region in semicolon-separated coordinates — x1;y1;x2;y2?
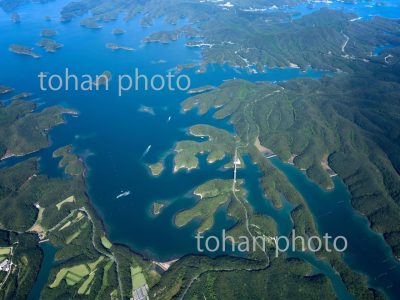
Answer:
0;1;399;299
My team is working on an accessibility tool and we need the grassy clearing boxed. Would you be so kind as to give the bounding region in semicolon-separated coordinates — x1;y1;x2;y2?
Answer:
59;221;72;231
97;260;114;297
88;256;104;271
50;264;89;287
66;272;83;286
49;257;104;288
36;207;45;223
78;272;95;295
110;289;118;300
56;196;75;210
50;269;68;288
70;265;90;276
65;229;81;244
101;235;112;249
131;266;146;290
75;212;85;222
101;260;114;287
57;211;84;233
0;247;11;256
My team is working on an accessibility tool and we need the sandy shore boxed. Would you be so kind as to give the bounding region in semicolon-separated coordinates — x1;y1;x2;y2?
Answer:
254;136;275;157
189;128;209;138
173;163;198;173
287;154;297;165
321;154;337;177
194;191;204;199
288;62;300;68
153;259;179;271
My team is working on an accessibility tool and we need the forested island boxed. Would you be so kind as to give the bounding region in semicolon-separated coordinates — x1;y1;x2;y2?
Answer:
9;44;40;58
37;39;63;52
40;29;57;37
112;28;125;35
106;43;135;51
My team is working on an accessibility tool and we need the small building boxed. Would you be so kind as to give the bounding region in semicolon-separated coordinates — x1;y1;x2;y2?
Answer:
131;284;149;300
38;232;47;241
0;259;11;272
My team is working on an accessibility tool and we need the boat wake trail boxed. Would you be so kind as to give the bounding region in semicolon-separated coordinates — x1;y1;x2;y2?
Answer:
141;145;152;158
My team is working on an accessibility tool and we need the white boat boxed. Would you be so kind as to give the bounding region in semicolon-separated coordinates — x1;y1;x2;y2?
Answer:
142;145;152;158
116;191;131;199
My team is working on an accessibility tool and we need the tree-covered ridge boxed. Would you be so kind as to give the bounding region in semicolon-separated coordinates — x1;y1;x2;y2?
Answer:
0;148;158;299
56;0;303;23
150;255;337;300
172;124;240;172
0;84;157;298
4;0;399;73
1;1;398;298
175;179;245;234
151;82;386;300
0;100;76;159
0;90;156;299
141;8;400;72
1;0;305;14
182;60;400;257
10;0;400;73
202;9;400;70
